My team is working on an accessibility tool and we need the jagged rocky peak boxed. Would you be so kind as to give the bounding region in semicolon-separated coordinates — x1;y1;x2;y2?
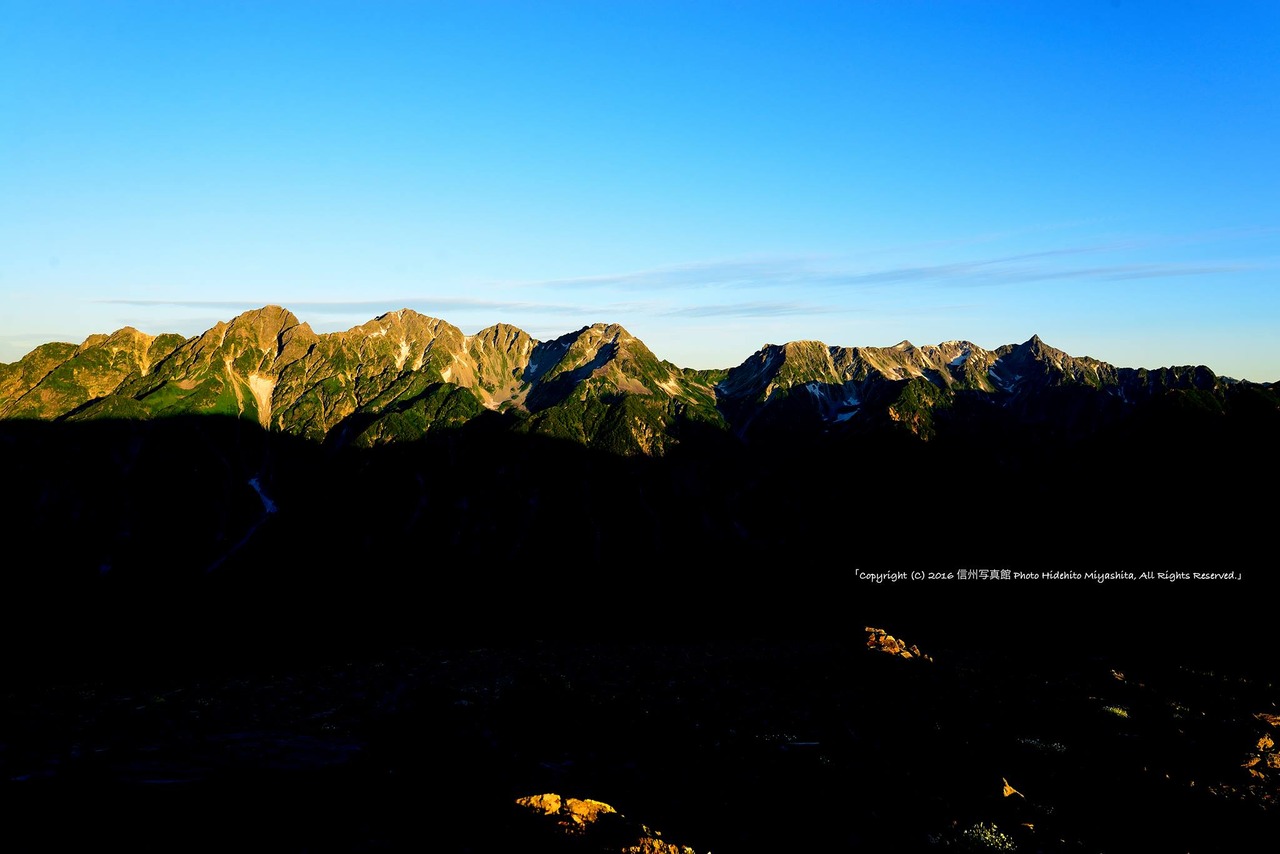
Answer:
919;340;992;377
929;339;979;361
80;324;152;351
726;335;1025;398
757;339;822;369
0;341;78;406
766;339;827;363
226;304;305;346
848;340;935;382
774;340;840;382
716;342;784;395
343;308;468;376
179;305;309;372
1017;333;1054;358
889;339;936;365
356;307;460;341
863;338;966;365
1001;333;1073;365
585;321;635;340
0;323;185;418
714;339;843;404
468;322;536;367
989;334;1114;390
781;338;825;351
189;303;293;350
469;322;535;355
566;322;641;355
463;323;537;408
549;322;643;367
79;326;164;374
517;322;694;418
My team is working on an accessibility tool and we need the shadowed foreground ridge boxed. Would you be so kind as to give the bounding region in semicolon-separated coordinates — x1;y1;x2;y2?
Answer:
1;406;1273;654
3;641;1279;852
1;305;1276;661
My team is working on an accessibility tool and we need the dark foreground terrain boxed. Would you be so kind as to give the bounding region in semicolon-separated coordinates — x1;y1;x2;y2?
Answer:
3;635;1278;853
3;327;1276;851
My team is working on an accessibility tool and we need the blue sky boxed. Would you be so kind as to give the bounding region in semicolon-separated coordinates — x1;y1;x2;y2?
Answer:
2;1;1277;379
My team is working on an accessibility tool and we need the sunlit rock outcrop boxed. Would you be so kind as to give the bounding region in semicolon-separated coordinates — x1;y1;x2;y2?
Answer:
515;793;699;853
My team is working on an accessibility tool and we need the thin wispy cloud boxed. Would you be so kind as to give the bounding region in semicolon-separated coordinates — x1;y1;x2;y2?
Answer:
660;301;855;319
1092;263;1262;281
520;259;820;292
517;237;1270;295
833;259;1263;289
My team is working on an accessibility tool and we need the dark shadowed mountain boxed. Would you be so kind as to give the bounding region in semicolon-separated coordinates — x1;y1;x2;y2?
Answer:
2;305;1275;654
3;309;1279;852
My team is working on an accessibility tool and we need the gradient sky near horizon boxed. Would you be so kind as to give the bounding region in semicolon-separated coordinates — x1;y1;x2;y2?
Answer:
3;1;1277;379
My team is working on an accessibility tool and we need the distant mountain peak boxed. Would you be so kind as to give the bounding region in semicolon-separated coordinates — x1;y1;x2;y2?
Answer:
574;321;636;343
227;304;301;330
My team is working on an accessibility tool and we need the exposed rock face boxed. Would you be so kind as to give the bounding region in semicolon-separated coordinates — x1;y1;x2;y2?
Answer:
1244;724;1280;780
516;793;618;832
1;305;1271;453
515;322;720;454
708;325;1252;444
515;793;698;853
468;322;536;409
0;327;185;419
866;627;932;662
0;308;725;453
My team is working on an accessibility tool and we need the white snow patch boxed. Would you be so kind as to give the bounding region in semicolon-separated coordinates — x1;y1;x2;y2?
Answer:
988;366;1024;393
395;338;410;370
805;382;826;397
949;351;971;367
441;366;453;383
247;373;275;428
369;327;387;339
657;377;682;396
248;477;278;514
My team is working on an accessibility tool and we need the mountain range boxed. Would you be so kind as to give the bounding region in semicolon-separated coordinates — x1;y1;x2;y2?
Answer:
2;305;1266;454
5;312;1276;853
2;305;1275;652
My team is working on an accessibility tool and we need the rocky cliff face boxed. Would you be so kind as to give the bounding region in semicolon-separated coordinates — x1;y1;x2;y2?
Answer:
3;305;1267;455
515;793;698;853
0;327;186;419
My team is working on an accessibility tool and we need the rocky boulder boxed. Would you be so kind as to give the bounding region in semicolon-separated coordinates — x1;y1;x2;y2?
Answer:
515;793;699;853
